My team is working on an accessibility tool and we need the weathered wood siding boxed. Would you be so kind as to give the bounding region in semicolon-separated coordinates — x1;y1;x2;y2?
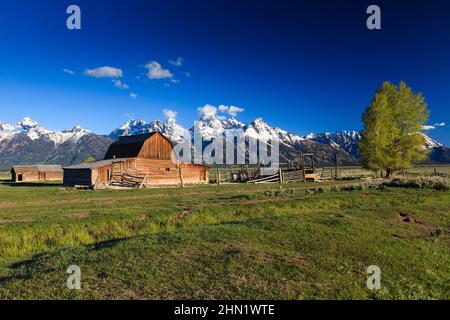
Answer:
41;171;64;181
92;159;137;185
138;133;174;160
12;170;63;182
133;159;208;186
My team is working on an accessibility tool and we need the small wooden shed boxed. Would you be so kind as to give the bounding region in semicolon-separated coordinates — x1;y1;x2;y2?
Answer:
11;165;63;182
63;132;209;189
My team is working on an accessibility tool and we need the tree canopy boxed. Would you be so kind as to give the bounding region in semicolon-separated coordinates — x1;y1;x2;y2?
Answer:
359;81;429;178
83;156;96;163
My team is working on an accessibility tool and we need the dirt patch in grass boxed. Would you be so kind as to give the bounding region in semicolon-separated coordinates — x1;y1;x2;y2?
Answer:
391;212;445;239
170;206;193;221
120;288;146;300
137;214;148;221
63;211;92;220
0;217;37;225
396;212;422;224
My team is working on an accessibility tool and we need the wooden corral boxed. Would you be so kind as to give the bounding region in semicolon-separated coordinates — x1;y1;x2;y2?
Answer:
11;165;63;182
245;169;321;184
64;132;209;189
231;154;321;184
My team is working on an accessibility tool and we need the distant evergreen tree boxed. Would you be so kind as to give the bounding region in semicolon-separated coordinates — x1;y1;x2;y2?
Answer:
360;81;429;178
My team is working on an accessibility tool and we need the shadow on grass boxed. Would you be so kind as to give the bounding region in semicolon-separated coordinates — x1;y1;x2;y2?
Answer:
0;236;134;285
0;180;63;187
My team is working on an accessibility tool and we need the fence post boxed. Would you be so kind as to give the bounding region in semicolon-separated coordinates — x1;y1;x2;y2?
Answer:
216;168;221;186
178;164;184;188
279;168;284;184
335;153;339;179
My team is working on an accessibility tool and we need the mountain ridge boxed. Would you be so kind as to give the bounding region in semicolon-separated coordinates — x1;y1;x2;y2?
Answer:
0;116;448;170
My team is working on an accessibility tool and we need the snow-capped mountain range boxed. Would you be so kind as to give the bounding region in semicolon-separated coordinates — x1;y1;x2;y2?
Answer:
0;117;90;145
0;118;111;170
111;115;356;147
107;114;447;162
0;115;448;169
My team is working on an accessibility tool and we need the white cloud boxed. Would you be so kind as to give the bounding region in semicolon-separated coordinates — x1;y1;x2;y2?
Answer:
169;57;184;67
422;122;446;130
218;104;245;117
228;106;245;116
171;79;180;84
198;104;245;119
129;93;138;99
184;72;191;78
163;109;177;119
144;61;173;79
63;68;75;75
112;79;129;89
198;104;218;119
218;105;228;113
84;66;123;78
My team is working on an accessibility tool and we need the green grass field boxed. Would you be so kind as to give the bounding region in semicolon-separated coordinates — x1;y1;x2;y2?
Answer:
0;171;448;299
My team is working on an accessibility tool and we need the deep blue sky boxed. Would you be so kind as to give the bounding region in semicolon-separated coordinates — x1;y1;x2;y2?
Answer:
0;0;449;144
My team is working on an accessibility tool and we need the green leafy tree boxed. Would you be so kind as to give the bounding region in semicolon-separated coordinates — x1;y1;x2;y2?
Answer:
360;81;429;178
83;156;96;163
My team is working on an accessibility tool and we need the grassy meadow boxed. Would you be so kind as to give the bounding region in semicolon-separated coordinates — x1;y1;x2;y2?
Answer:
0;168;448;299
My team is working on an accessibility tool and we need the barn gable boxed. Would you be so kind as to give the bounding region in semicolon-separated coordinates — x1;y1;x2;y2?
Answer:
104;132;174;160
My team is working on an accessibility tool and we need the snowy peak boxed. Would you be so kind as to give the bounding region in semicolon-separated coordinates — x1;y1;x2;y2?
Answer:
422;133;443;149
192;116;226;141
64;125;89;134
162;118;187;142
0;118;90;145
223;117;245;129
17;117;40;130
48;125;91;145
0;120;16;132
0;120;18;140
301;130;361;156
244;118;282;142
110;117;188;142
120;119;147;131
110;119;151;140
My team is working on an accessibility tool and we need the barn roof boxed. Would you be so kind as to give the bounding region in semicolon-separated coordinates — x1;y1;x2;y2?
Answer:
103;132;173;160
63;158;132;170
11;165;63;172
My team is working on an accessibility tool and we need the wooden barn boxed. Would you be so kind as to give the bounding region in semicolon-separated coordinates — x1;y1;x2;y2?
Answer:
11;165;63;182
63;132;209;189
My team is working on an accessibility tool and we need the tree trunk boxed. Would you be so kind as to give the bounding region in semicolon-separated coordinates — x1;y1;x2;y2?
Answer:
385;168;393;179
